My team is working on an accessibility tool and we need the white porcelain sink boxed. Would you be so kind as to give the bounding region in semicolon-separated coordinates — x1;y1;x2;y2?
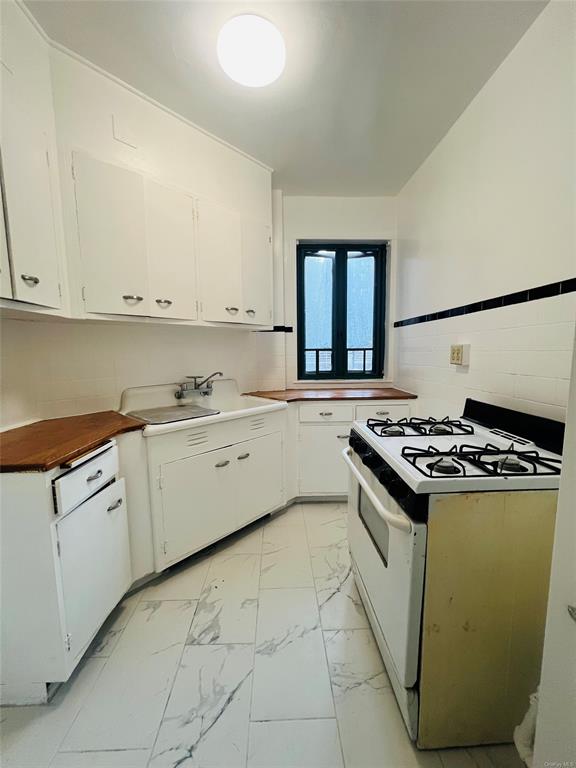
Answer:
120;379;285;435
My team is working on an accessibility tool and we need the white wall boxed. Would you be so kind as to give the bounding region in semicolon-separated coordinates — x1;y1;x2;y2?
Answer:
533;334;576;767
0;318;282;429
282;195;397;386
395;1;576;419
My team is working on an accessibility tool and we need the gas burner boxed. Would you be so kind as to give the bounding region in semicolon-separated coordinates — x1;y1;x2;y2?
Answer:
427;457;462;475
429;423;454;435
496;456;529;474
382;425;405;436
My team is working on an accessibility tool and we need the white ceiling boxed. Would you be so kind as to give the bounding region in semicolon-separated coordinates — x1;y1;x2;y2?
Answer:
26;0;546;195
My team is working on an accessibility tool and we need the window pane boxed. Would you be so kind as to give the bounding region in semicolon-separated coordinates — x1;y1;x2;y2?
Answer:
304;251;334;374
347;251;375;372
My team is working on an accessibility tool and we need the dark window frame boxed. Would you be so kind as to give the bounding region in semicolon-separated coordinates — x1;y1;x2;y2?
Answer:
296;242;387;380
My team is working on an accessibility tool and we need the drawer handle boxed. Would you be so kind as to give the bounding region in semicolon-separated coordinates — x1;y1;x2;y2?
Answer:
337;434;350;440
21;274;40;286
86;469;103;482
155;298;173;307
215;460;230;468
245;309;256;316
568;605;576;623
376;411;390;416
107;498;123;512
123;294;144;302
225;306;239;314
319;411;333;417
237;453;250;460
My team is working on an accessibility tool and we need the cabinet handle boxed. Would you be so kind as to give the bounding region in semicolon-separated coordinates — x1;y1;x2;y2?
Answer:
107;498;123;512
319;411;333;417
237;453;250;460
568;605;576;624
215;460;230;468
376;410;390;416
21;274;40;286
123;294;144;302
225;307;239;314
245;309;256;316
155;298;173;307
86;469;103;482
337;434;350;440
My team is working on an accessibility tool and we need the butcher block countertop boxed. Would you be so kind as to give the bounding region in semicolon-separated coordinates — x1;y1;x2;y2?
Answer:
0;411;144;473
246;387;417;402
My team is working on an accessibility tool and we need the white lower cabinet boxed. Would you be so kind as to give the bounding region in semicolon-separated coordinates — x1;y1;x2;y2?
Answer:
158;431;283;567
299;424;351;495
55;480;130;660
160;446;238;564
298;401;413;496
235;432;283;525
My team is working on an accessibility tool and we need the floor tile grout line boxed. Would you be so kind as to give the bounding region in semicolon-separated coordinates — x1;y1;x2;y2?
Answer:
45;655;111;767
246;512;266;767
144;599;201;768
301;502;347;768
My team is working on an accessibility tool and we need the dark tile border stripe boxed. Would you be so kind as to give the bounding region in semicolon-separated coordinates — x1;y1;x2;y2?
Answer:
258;325;294;333
394;278;576;328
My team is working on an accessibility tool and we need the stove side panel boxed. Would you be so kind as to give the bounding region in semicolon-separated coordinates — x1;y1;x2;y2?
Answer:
418;490;557;749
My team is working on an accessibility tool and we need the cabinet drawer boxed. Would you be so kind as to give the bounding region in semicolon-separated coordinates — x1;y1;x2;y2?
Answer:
299;403;354;423
355;404;411;421
54;445;118;515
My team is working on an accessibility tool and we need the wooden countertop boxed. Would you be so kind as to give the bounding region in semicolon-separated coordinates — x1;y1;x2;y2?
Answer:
0;411;144;473
245;387;417;402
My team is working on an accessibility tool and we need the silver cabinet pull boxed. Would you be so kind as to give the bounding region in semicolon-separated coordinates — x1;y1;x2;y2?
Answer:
319;411;333;416
21;274;40;285
155;299;173;307
237;453;250;460
215;460;230;468
225;306;239;314
86;469;103;482
107;498;123;512
568;605;576;623
376;411;390;416
337;434;350;440
122;294;144;302
246;309;256;316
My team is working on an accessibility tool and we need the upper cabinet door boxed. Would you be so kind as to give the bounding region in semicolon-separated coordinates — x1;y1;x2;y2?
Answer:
73;153;149;316
0;184;13;299
0;1;62;309
241;218;273;326
145;180;197;320
196;197;243;323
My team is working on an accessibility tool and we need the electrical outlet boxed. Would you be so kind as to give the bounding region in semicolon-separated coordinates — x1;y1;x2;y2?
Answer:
450;344;470;366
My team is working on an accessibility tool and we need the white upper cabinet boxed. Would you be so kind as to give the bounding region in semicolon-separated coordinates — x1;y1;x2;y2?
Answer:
241;218;273;326
0;185;13;299
145;180;197;320
0;2;62;309
73;153;150;316
196;197;243;323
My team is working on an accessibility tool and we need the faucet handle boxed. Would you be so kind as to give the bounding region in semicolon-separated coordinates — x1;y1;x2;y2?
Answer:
186;376;203;384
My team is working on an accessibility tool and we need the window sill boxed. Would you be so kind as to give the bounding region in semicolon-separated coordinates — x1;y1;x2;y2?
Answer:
292;379;394;387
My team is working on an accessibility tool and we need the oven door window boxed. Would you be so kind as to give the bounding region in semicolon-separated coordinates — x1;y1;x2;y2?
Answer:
358;486;389;566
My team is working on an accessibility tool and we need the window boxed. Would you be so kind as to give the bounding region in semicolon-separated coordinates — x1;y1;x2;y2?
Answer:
296;243;386;380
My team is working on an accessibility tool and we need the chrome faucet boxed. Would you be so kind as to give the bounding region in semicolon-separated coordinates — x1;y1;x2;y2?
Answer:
175;372;223;399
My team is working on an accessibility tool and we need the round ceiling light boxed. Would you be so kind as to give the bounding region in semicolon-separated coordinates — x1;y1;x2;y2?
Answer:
217;14;286;87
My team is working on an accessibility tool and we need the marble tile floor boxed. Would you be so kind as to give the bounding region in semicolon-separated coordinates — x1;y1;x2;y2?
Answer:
1;502;526;768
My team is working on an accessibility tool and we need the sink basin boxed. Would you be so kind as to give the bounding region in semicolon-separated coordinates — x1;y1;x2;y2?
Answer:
127;405;220;424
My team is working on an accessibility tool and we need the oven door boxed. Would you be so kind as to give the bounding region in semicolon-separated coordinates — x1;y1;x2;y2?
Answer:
344;448;426;689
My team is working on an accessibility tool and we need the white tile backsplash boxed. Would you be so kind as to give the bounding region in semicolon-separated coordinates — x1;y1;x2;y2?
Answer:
395;294;576;421
0;319;287;429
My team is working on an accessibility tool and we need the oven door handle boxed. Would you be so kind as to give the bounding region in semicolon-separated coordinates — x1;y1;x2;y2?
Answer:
342;448;413;534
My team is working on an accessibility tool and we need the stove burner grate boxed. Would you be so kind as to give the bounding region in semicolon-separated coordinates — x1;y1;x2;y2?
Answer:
401;442;561;479
366;416;475;437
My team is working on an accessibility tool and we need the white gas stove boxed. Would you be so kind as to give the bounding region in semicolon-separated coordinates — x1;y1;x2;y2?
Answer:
343;398;565;748
352;415;562;494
